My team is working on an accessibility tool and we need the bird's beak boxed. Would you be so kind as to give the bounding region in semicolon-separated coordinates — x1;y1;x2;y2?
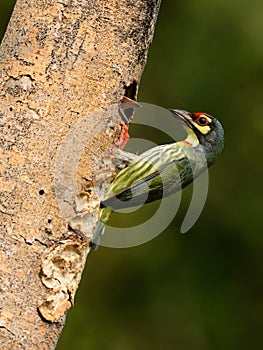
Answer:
169;109;193;128
119;97;141;124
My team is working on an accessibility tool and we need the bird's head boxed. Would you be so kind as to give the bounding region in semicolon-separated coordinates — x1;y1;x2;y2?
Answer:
170;109;224;165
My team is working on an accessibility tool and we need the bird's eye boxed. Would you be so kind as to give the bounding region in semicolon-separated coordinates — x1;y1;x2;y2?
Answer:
196;115;209;126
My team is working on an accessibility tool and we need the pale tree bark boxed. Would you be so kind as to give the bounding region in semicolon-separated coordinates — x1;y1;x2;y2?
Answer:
0;0;161;349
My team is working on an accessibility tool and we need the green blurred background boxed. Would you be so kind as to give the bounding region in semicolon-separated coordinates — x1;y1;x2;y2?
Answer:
1;1;263;349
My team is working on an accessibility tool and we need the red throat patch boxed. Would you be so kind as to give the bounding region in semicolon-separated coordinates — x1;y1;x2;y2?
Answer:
182;139;193;146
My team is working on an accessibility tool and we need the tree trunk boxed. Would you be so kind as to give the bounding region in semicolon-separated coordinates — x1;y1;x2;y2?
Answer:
0;0;161;348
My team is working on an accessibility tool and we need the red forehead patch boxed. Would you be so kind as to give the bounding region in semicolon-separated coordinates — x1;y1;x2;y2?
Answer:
194;112;208;117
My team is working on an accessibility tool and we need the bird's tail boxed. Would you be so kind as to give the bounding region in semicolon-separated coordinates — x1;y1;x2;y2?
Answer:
90;207;112;250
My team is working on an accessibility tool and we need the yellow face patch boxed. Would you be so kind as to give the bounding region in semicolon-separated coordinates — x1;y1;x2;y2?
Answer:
193;124;211;134
193;114;212;134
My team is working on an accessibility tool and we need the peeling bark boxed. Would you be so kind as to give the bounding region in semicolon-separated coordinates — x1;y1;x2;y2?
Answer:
0;0;161;348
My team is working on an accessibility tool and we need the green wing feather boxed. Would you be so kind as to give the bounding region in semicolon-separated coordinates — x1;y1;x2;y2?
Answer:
92;142;206;247
101;143;195;210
